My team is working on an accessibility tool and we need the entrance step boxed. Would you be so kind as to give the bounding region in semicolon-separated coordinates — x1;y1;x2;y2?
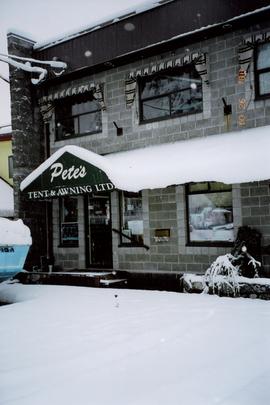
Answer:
15;269;128;289
100;278;128;288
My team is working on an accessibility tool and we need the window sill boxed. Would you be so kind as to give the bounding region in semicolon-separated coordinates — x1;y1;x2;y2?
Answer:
254;94;270;102
138;108;202;126
58;244;79;248
186;241;233;248
55;129;102;141
118;243;146;249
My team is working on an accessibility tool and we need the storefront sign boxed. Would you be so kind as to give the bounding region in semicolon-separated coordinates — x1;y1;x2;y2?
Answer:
0;246;15;253
27;182;114;199
22;151;115;200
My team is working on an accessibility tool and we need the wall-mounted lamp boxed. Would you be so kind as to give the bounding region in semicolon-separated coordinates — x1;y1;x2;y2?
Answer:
222;98;232;116
222;98;232;131
113;121;123;136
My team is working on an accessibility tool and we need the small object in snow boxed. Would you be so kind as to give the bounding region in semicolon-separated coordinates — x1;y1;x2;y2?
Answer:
241;245;247;253
114;294;119;308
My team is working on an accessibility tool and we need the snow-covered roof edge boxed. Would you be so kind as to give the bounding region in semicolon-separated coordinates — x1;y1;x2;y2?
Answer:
20;125;270;194
34;4;270;52
34;0;174;51
0;125;12;135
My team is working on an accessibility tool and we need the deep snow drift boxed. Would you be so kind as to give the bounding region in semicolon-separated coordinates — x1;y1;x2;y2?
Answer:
0;283;269;405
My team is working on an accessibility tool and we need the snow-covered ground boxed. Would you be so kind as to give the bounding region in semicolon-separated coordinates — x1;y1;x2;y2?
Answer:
0;283;269;405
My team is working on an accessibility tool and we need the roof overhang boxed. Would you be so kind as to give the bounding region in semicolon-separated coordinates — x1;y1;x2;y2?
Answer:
21;125;270;199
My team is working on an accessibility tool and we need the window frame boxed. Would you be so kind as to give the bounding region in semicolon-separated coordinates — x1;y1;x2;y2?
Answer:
59;197;79;248
8;155;13;179
185;182;234;247
138;65;203;124
118;191;145;248
54;94;102;141
254;42;270;100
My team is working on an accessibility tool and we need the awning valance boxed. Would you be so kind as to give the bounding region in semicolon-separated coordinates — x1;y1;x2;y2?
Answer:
39;82;106;123
238;31;270;73
21;125;270;197
125;52;209;107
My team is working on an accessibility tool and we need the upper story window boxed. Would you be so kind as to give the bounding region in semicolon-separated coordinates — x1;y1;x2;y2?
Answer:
255;42;270;98
186;182;234;246
55;94;102;140
138;65;203;123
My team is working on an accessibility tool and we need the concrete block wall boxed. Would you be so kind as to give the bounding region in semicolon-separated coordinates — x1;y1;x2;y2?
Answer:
44;21;270;274
241;181;270;275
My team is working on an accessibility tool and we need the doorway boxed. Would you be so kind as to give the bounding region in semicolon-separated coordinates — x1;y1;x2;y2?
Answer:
85;193;113;269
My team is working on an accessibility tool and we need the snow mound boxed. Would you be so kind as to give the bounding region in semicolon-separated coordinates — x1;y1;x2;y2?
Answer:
0;218;32;245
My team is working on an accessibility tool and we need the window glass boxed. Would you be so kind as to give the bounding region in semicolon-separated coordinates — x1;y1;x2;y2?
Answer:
142;96;170;120
257;42;270;69
259;72;270;95
79;112;102;134
187;183;234;244
60;197;79;247
55;95;102;139
139;66;203;123
121;192;144;244
256;43;270;97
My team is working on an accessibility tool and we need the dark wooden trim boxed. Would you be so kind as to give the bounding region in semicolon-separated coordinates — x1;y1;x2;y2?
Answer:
34;2;270;86
84;195;90;268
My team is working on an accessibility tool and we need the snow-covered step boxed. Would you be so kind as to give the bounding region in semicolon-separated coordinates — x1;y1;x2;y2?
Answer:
100;278;127;287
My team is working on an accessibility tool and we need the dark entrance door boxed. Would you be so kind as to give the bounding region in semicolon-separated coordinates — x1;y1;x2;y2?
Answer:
85;194;112;269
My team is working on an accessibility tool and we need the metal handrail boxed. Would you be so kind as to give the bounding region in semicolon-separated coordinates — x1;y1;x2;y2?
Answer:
112;228;150;250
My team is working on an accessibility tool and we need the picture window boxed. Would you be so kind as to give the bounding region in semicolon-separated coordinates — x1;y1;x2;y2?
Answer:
138;65;203;123
186;182;234;246
120;191;144;246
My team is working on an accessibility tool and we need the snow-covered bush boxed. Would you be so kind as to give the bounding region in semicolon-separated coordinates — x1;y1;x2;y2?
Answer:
203;245;261;297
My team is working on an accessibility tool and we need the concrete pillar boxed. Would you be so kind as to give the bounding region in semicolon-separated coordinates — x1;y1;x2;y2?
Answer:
8;32;47;270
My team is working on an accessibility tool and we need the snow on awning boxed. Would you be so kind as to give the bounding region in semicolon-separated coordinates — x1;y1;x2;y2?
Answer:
0;178;14;217
21;125;270;198
20;149;114;200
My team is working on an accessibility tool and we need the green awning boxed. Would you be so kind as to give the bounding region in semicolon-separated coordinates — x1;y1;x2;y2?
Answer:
21;150;114;200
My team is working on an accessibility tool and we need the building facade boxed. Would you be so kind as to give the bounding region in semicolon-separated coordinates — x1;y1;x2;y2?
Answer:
8;0;270;276
0;128;14;217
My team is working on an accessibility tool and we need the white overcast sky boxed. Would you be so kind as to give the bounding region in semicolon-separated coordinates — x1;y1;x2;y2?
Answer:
0;0;150;127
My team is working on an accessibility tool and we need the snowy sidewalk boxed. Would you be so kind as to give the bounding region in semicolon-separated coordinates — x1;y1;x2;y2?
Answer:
0;283;270;405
